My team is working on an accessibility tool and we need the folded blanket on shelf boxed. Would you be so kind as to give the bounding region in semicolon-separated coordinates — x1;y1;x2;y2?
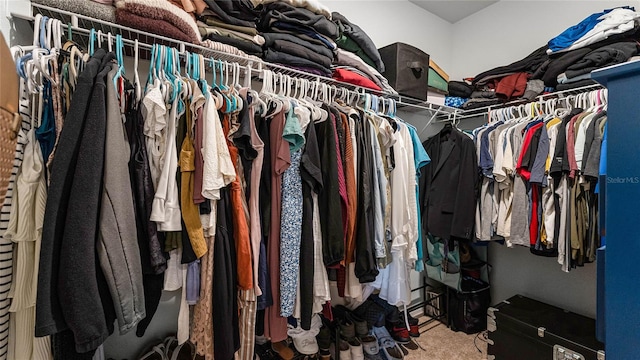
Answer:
268;39;332;68
115;0;201;44
263;48;331;76
203;33;263;55
332;68;381;91
31;0;116;23
332;12;384;73
262;32;334;58
251;0;331;19
258;2;338;39
169;0;196;17
116;8;196;43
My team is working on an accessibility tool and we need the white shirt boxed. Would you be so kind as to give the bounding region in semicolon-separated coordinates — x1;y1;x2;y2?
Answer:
142;81;167;190
201;93;236;200
150;96;182;231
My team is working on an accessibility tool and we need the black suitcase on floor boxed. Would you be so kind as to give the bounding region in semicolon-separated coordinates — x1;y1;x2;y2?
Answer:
487;295;605;360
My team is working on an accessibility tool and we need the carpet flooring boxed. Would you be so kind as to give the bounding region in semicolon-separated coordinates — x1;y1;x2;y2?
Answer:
401;320;488;360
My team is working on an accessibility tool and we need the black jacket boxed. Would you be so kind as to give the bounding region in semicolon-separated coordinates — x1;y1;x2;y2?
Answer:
37;49;109;342
354;111;378;283
316;105;344;266
420;126;478;240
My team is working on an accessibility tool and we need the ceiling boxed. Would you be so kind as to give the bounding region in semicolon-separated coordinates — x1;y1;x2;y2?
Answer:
409;0;499;23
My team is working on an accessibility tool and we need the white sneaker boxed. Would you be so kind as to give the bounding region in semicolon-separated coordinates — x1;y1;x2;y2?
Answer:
330;339;351;360
347;337;364;360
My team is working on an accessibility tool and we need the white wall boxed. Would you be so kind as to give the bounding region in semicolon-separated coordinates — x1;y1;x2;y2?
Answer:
1;0;32;46
322;0;454;75
449;0;640;80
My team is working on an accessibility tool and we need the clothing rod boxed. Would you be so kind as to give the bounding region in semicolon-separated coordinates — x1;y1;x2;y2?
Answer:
454;83;604;120
16;4;457;118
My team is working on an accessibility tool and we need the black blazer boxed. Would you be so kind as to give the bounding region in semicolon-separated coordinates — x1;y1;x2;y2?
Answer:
420;126;478;240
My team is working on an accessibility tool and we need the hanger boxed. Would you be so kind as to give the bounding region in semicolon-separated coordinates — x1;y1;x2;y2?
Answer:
133;39;141;102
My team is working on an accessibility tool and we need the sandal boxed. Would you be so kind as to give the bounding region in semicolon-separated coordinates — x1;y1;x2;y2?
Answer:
372;327;404;360
163;336;178;359
171;341;197;360
139;344;168;360
272;340;294;360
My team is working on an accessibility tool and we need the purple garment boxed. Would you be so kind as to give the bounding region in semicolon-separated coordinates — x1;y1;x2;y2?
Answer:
186;260;200;305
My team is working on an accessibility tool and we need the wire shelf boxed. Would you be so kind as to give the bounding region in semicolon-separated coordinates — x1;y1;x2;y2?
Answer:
453;83;605;120
13;3;606;122
16;3;458;119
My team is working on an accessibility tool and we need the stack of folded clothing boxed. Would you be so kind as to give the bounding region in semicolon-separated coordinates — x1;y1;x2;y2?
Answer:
115;0;202;44
256;1;338;77
332;49;396;93
332;12;385;73
459;6;640;98
556;42;638;89
192;0;263;56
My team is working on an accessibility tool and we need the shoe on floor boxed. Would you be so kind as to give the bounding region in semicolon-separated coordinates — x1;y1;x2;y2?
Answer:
318;349;331;360
348;312;370;338
139;344;168;360
347;337;364;360
360;335;379;355
340;318;356;340
170;341;197;360
292;336;319;355
316;326;332;351
386;321;410;344
271;340;294;360
330;339;351;360
372;327;404;360
400;313;420;337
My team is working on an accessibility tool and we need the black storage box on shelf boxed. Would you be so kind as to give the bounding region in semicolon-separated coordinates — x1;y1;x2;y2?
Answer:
448;276;490;334
378;43;430;100
488;295;605;360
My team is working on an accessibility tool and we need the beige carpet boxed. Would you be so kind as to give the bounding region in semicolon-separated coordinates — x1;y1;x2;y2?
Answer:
402;319;488;360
